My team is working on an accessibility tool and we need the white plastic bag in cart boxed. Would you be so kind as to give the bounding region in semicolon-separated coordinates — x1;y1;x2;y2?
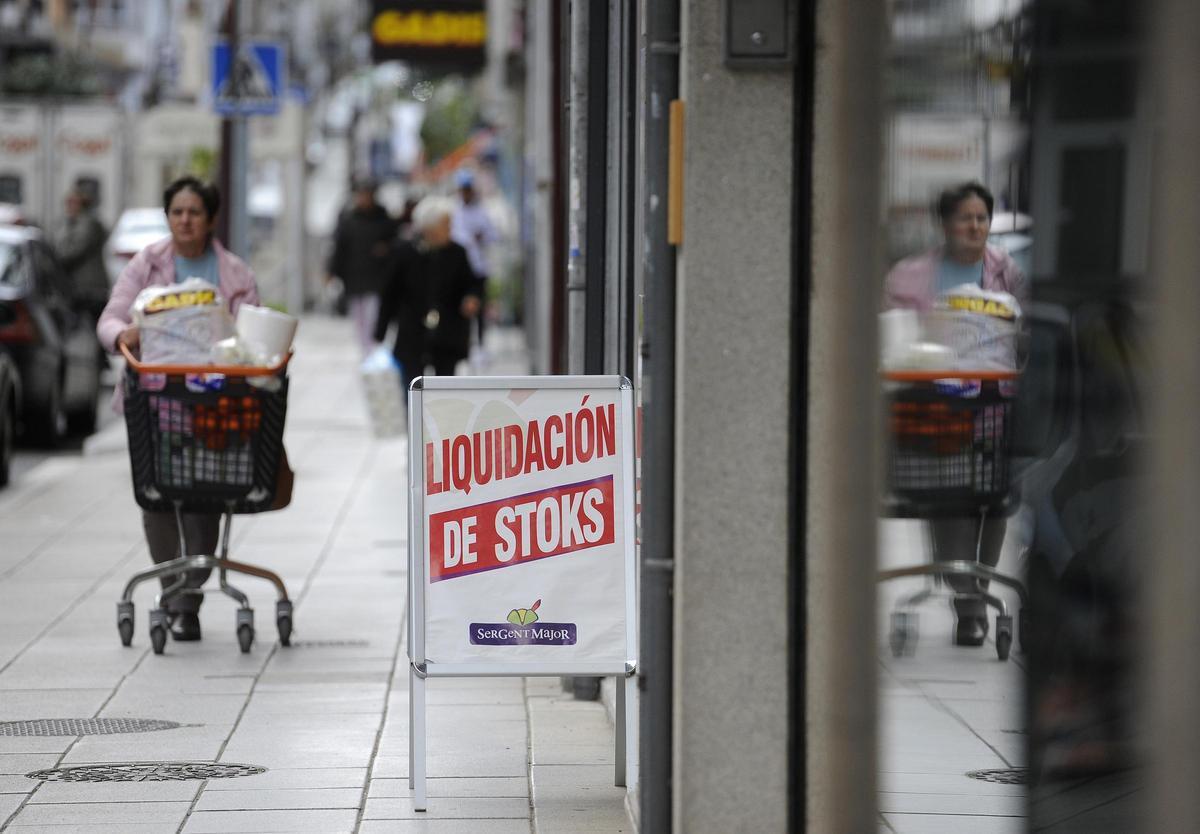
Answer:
362;345;406;437
131;278;234;366
924;284;1022;372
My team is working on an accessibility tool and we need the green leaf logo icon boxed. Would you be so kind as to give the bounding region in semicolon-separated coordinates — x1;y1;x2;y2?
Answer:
506;599;542;626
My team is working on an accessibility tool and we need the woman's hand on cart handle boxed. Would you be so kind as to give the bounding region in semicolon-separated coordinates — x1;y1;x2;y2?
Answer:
117;326;140;358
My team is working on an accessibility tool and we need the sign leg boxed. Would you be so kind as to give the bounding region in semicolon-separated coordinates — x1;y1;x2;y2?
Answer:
615;676;626;787
624;675;639;790
408;664;415;791
412;667;427;811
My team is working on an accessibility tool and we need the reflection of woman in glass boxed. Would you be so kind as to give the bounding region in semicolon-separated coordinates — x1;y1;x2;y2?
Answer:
885;181;1027;311
884;181;1028;646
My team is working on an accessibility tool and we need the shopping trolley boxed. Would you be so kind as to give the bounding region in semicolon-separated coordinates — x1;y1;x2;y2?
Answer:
115;344;293;655
878;369;1028;661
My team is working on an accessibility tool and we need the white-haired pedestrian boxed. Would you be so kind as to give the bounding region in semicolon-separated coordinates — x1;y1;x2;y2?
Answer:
374;195;481;387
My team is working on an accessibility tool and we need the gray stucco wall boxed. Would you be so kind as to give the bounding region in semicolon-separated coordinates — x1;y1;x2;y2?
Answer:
672;1;794;831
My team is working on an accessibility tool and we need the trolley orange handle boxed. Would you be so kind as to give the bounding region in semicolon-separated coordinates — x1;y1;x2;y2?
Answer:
882;369;1018;382
120;343;292;377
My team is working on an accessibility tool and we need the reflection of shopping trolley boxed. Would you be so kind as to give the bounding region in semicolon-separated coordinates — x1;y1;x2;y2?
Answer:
115;344;293;655
878;370;1028;661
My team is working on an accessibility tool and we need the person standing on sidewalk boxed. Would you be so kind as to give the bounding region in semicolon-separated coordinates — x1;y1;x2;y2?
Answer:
883;181;1027;647
52;185;110;323
450;169;496;351
96;177;259;642
328;177;399;355
375;196;480;384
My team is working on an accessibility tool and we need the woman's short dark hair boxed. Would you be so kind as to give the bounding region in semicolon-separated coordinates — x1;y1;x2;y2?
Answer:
936;181;993;222
163;177;221;219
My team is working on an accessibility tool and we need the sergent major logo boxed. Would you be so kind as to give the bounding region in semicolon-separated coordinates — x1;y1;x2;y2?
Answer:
470;599;577;646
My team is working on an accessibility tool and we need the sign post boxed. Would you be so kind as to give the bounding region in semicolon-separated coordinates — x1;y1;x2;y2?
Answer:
408;376;638;810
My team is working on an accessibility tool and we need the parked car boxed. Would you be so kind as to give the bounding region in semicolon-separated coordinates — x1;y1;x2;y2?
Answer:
1015;282;1146;823
989;211;1033;279
103;207;168;285
0;224;102;444
0;345;19;487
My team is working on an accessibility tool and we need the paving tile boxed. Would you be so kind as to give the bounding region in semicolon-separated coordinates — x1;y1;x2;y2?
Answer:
879;791;1024;816
369;777;529;799
363;796;530;820
28;780;199;803
0;689;112;721
883;812;1022;834
529;744;614;767
8;799;192;825
181;808;359;833
534;798;635;833
0;774;35;794
427;752;529;778
7;825;184;833
0;793;27;818
359;821;531;834
217;748;373;769
0;737;75;755
879;771;1025;797
194;787;362;811
60;733;226;763
0;754;60;775
202;767;368;792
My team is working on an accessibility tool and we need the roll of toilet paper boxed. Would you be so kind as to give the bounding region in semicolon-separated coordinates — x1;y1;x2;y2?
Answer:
235;305;298;365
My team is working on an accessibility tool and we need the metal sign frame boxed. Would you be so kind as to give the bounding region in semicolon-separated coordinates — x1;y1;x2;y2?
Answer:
407;375;639;810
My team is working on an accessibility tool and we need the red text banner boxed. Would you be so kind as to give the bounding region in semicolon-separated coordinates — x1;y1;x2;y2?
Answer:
429;476;616;582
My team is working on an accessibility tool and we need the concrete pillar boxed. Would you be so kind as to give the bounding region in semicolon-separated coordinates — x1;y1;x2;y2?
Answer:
1148;0;1200;830
672;0;793;830
805;0;886;831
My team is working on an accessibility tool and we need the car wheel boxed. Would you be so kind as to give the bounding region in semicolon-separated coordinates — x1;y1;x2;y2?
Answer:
67;392;98;436
29;376;67;448
0;399;13;487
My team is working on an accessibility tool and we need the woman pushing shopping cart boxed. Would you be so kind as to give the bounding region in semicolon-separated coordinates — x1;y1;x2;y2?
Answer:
96;176;294;654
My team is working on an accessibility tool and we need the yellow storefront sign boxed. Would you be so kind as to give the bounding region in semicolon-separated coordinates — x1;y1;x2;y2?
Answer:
373;11;486;48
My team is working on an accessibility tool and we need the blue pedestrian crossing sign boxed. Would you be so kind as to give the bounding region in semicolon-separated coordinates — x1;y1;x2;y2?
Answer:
212;41;284;116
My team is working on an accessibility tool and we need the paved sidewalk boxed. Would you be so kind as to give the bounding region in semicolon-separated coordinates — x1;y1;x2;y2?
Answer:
877;519;1026;834
0;316;634;833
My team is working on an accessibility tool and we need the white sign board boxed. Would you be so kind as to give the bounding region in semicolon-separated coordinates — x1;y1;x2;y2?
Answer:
409;375;636;675
406;375;638;810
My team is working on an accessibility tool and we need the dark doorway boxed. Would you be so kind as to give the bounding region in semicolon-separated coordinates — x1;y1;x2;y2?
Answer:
1057;144;1125;278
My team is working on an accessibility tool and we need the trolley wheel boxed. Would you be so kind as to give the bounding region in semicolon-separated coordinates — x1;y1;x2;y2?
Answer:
276;616;292;646
889;612;916;658
237;624;254;653
995;614;1013;661
117;601;134;647
150;625;167;655
275;599;294;647
1018;607;1030;653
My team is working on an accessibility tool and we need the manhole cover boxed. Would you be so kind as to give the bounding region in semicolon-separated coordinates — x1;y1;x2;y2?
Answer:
290;639;370;648
27;762;266;782
0;719;183;737
966;768;1028;785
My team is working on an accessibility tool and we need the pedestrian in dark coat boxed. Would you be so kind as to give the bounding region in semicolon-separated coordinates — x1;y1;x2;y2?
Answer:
374;196;480;388
52;187;110;319
327;177;398;354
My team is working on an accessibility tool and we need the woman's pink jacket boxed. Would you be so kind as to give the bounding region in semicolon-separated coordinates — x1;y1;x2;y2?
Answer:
884;245;1028;311
96;236;259;353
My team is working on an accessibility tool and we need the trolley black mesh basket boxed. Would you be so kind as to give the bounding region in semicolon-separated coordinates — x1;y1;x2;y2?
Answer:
124;367;288;514
885;378;1016;517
